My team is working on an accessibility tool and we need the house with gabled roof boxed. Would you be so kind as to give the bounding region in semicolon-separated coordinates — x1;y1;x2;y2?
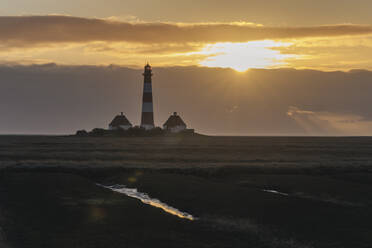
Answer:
163;112;187;133
108;112;132;130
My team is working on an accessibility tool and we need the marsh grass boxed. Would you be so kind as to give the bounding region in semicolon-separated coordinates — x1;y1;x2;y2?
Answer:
1;136;372;247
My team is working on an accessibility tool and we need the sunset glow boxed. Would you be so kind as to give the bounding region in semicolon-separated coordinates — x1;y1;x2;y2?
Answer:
198;41;296;71
2;2;372;247
1;15;372;71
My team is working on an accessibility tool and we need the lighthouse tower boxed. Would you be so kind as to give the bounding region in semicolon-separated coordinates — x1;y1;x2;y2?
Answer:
140;63;155;129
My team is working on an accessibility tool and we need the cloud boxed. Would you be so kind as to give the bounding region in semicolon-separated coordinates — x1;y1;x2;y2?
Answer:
2;15;372;71
268;35;372;71
1;15;372;49
287;106;372;135
84;42;204;55
1;64;372;135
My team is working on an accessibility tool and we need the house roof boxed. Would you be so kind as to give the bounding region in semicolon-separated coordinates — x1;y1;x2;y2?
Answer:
163;112;186;127
109;113;132;127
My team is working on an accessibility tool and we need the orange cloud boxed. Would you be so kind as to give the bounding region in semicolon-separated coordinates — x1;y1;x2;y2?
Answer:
1;15;372;48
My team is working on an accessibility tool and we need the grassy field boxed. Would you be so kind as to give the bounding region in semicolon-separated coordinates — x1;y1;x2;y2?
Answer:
2;135;372;170
1;136;372;247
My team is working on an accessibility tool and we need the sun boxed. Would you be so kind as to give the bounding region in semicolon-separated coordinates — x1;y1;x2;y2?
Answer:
198;41;295;72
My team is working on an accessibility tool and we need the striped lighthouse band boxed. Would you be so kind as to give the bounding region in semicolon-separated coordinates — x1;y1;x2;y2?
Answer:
142;102;153;113
142;82;153;103
143;82;152;93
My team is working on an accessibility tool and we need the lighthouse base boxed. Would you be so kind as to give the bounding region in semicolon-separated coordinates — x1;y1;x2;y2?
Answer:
140;124;155;130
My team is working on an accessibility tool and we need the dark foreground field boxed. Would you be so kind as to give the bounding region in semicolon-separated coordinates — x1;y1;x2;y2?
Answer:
1;136;372;248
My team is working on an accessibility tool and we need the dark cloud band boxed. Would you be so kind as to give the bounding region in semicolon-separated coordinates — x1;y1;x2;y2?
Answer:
1;15;372;48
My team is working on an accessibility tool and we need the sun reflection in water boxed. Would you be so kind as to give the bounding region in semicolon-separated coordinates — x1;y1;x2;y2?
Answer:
98;184;196;221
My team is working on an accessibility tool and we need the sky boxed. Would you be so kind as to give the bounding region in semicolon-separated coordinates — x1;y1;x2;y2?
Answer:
2;65;372;136
2;0;372;71
1;0;372;135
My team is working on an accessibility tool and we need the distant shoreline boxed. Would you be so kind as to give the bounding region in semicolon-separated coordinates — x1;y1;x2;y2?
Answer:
2;134;372;138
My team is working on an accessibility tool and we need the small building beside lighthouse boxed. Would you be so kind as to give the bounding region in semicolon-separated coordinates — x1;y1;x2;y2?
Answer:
163;112;187;133
109;112;132;130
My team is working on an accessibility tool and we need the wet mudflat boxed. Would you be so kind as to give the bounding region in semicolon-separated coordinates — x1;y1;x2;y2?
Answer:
0;136;372;247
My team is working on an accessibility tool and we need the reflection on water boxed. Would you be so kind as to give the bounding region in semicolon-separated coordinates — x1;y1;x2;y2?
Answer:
262;189;289;196
98;184;196;221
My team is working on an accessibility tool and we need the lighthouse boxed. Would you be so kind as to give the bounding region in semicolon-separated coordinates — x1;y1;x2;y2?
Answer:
140;63;155;129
